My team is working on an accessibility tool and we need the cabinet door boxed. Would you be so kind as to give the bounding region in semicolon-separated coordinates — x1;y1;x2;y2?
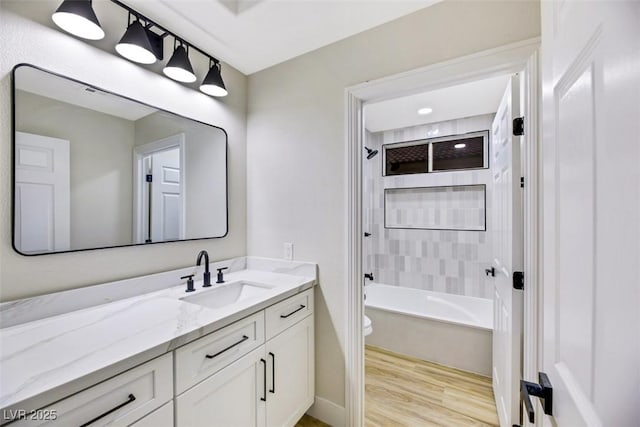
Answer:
265;315;314;427
130;402;173;427
176;346;266;427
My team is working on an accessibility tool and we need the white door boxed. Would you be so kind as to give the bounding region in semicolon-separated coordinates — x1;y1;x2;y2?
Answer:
150;147;183;242
175;346;267;427
539;2;640;426
265;315;314;427
491;75;523;427
14;132;70;254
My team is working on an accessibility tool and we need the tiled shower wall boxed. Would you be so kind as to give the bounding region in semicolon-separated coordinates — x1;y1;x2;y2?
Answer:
364;114;495;299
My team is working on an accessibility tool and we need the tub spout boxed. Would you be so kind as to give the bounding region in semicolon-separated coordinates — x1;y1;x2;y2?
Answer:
364;273;374;281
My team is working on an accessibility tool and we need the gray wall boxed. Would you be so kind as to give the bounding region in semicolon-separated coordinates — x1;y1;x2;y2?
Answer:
364;114;495;299
247;0;540;410
16;90;135;249
0;1;248;302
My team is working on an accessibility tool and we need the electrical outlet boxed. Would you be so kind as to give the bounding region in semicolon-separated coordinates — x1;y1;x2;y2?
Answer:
283;242;293;260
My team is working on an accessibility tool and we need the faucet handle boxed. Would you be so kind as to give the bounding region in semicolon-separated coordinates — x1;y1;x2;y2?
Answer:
181;274;196;293
216;267;228;284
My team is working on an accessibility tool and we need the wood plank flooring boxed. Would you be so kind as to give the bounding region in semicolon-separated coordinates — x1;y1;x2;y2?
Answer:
296;346;498;427
295;415;330;427
365;345;499;427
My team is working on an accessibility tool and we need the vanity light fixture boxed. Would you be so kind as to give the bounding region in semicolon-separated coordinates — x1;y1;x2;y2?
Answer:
199;59;228;97
52;0;105;40
115;16;157;64
51;0;228;97
164;41;197;83
454;143;467;149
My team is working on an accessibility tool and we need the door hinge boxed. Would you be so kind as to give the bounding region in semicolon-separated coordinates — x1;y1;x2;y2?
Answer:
513;117;525;136
146;174;153;183
520;177;525;188
521;372;553;423
513;271;524;290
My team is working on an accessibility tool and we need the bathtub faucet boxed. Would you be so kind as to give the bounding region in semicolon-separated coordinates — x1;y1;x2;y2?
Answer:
364;272;374;281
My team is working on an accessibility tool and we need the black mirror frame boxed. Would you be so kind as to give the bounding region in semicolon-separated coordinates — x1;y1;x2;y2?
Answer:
11;63;229;256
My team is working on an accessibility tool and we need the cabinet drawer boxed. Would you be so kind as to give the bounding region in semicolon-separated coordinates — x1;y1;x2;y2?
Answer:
175;311;265;394
265;289;314;340
12;353;172;427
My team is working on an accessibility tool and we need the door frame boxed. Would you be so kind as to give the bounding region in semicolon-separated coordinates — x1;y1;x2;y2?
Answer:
344;37;541;426
132;134;186;244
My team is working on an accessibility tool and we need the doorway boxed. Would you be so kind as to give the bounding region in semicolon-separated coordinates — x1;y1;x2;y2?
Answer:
345;38;541;426
133;134;185;244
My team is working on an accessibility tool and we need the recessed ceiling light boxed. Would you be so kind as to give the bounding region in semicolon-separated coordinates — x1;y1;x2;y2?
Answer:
454;143;466;149
418;107;433;115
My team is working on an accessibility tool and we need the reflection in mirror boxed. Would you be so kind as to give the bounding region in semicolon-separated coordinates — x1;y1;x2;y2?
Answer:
13;64;227;255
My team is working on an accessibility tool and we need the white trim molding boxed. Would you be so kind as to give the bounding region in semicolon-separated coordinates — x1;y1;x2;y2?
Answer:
521;49;542;427
344;37;540;426
345;90;364;427
307;397;346;427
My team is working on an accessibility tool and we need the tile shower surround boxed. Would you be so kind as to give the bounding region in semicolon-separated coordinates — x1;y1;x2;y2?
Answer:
364;114;494;299
384;185;486;231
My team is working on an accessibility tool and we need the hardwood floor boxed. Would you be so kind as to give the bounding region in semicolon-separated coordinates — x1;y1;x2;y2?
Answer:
295;414;330;427
296;346;498;427
365;345;499;427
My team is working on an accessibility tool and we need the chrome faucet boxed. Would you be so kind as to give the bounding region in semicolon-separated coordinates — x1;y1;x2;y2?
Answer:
196;250;211;287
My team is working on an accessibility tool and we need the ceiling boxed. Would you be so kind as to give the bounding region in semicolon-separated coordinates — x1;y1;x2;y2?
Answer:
16;66;156;121
125;0;441;75
364;74;511;133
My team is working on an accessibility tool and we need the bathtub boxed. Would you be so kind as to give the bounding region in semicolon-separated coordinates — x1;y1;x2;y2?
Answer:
365;283;493;376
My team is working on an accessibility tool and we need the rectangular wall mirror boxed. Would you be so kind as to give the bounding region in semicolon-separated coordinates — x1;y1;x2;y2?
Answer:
12;64;228;255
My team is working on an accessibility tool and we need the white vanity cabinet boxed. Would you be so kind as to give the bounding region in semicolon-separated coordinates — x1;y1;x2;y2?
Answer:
264;314;314;427
176;346;267;427
175;289;314;427
129;402;173;427
11;353;173;427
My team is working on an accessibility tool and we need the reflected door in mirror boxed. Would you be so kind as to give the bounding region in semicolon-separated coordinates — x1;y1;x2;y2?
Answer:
14;132;70;254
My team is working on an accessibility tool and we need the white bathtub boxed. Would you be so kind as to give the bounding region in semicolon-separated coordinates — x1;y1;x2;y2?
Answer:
365;283;493;376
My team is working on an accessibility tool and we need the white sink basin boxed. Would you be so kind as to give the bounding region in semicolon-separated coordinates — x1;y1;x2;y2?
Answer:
181;281;275;310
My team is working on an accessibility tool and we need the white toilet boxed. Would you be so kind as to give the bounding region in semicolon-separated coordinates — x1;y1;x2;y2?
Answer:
364;315;373;336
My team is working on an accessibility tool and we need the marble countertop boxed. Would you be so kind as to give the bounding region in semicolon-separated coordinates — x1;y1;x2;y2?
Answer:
0;257;316;416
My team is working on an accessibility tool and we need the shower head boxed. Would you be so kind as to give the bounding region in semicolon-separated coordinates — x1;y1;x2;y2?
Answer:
365;147;378;160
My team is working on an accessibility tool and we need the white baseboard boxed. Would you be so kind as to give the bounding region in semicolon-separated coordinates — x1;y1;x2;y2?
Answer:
306;396;345;427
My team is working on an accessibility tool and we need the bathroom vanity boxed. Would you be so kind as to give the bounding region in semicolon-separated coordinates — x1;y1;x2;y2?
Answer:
0;257;316;427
